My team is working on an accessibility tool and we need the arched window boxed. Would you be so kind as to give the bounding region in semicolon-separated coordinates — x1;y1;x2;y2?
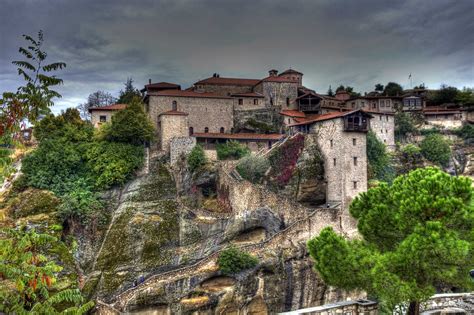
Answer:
189;127;194;136
270;97;274;106
172;100;177;111
286;97;290;107
204;127;209;133
220;127;225;133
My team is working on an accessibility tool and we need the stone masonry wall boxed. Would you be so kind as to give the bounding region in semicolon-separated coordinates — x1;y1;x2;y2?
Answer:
233;96;266;111
370;113;395;148
170;137;196;165
148;95;234;134
90;110;116;128
195;84;253;96
309;119;368;212
160;114;188;152
254;81;299;110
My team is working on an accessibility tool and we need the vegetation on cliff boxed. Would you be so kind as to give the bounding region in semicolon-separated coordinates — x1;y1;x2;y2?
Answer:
236;155;269;183
420;134;451;167
218;246;259;275
308;167;474;314
366;131;394;182
187;144;208;173
216;140;250;160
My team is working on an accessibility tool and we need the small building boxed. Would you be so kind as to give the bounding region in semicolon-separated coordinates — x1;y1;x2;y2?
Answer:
422;106;465;129
88;104;127;128
288;109;372;209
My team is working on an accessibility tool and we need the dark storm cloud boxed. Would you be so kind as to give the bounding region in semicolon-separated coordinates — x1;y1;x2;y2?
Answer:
0;0;473;112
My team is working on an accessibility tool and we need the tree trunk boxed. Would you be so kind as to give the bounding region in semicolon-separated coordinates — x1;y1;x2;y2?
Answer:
407;301;420;315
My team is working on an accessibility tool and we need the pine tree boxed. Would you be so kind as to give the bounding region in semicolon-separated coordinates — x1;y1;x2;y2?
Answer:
308;167;474;314
117;77;141;105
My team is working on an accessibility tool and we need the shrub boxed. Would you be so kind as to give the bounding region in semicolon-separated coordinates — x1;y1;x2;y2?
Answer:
419;127;441;136
22;139;88;195
187;145;207;172
218;246;258;275
9;189;60;218
395;112;417;140
454;124;474;141
100;97;154;145
398;144;423;174
58;180;102;224
420;134;451;167
216;140;250;160
367;131;395;182
236;155;269;183
85;141;144;189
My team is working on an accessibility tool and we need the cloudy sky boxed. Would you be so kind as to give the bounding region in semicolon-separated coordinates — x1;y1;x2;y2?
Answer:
1;0;473;113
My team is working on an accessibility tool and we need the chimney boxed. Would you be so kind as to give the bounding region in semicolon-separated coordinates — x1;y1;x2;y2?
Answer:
148;79;151;84
269;69;278;77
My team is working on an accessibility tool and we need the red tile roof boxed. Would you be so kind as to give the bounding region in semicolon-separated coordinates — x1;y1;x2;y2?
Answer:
159;110;188;116
88;104;127;112
279;68;303;75
288;109;372;126
195;77;261;86
148;90;232;99
192;132;284;140
145;82;180;89
280;110;306;118
231;92;265;98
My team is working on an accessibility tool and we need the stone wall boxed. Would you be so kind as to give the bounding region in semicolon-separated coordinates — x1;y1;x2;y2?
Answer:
308;119;367;213
233;108;283;132
148;95;234;134
421;293;474;313
233;96;266;111
370;113;396;148
254;81;299;110
425;115;464;129
160;114;189;152
195;84;253;96
170;137;196;165
90;110;116;128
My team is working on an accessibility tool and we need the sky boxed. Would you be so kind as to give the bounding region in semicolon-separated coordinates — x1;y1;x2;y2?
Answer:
1;0;473;113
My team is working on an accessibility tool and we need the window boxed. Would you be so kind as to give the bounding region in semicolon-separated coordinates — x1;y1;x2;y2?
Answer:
286;97;290;107
238;98;243;105
172;100;177;111
351;102;355;108
353;138;356;146
204;127;209;133
189;127;194;136
381;129;383;134
330;139;333;148
379;115;382;120
253;99;258;105
353;157;358;166
361;101;365;107
288;118;291;124
270;97;274;105
99;115;107;122
386;115;389;121
333;158;336;166
385;129;388;133
372;103;376;109
220;127;225;133
353;181;358;189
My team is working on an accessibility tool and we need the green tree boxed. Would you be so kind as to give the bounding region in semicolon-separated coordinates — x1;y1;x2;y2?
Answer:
383;82;403;96
216;140;250;160
236;154;270;183
395;112;417;141
375;83;384;92
327;85;334;96
0;30;66;135
420;134;451;167
335;85;345;93
58;179;103;225
77;90;117;120
366;131;394;182
0;227;94;314
100;97;154;145
307;168;473;314
429;85;459;105
454;87;474;107
398;144;423;174
187;145;207;172
218;246;258;275
117;77;142;104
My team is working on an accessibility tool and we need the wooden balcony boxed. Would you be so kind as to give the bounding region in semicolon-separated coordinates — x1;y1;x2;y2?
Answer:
343;112;370;132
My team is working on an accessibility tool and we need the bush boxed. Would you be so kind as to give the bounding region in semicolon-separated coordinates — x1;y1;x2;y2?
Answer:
398;144;423;174
187;145;207;172
454;124;474;141
216;140;250;160
9;189;60;218
85;141;144;189
420;134;451;167
218;246;258;275
367;131;395;182
100;97;154;145
236;155;270;183
420;127;441;136
395;112;417;140
58;180;102;224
